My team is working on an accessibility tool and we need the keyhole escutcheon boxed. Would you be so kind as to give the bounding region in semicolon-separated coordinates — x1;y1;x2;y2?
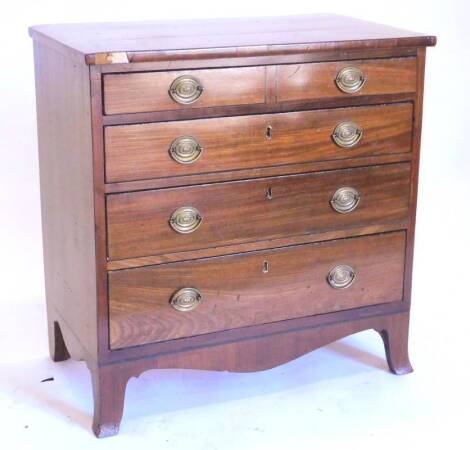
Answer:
266;186;273;200
266;125;273;140
262;260;269;273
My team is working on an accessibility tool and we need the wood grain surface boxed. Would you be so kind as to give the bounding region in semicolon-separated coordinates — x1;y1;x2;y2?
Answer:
29;15;435;437
91;309;412;435
104;66;266;114
107;163;411;260
105;103;412;183
28;14;436;66
106;223;406;270
33;41;98;361
277;57;417;102
109;231;406;348
103;57;416;116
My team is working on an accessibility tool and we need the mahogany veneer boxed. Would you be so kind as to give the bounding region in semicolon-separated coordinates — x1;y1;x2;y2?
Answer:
109;232;406;348
105;103;413;182
276;57;417;102
104;66;267;114
30;14;435;437
107;163;411;260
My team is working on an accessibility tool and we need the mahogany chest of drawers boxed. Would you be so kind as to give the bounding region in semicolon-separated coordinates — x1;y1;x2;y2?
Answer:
29;15;436;437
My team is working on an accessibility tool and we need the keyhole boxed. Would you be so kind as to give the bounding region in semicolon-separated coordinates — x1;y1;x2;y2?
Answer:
266;187;273;200
262;260;269;273
266;125;273;140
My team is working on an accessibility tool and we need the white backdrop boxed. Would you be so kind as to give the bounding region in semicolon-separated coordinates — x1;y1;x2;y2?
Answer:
1;0;469;448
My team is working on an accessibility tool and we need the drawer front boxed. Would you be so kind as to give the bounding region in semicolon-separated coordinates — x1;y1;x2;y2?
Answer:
104;66;266;115
107;163;410;260
109;232;406;348
105;103;412;183
277;58;416;102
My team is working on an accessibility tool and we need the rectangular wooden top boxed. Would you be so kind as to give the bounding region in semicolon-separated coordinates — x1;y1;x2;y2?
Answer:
29;14;436;65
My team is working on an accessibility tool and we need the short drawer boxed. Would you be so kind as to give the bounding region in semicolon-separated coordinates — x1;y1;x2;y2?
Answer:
277;58;417;102
103;66;266;115
106;163;410;260
109;231;406;348
105;103;412;183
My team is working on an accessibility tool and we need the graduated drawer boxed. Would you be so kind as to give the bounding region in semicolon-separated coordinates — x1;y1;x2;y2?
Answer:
105;103;412;183
103;66;266;115
106;163;410;261
277;57;416;102
109;231;406;348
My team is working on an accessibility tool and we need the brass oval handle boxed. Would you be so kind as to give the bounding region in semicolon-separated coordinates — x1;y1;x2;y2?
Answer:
169;136;203;164
169;75;203;104
330;187;361;213
335;67;366;94
170;287;202;311
169;206;203;234
332;121;363;148
327;265;356;289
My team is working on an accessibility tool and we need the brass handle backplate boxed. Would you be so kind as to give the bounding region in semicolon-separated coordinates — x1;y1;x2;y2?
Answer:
327;265;356;289
330;187;361;213
170;287;202;311
169;75;203;104
335;67;366;94
169;206;203;234
169;136;203;164
332;121;363;148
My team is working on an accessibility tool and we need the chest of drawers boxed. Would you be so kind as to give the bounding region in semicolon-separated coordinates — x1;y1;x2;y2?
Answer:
29;15;436;437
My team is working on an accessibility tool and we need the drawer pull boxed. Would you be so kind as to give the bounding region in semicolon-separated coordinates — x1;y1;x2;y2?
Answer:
330;187;361;213
169;75;204;104
332;121;363;148
170;287;202;312
335;67;366;94
327;264;356;289
169;136;203;164
169;206;203;234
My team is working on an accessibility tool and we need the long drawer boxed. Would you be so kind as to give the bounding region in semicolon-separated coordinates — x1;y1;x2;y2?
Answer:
109;231;406;349
105;103;413;183
106;163;410;261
